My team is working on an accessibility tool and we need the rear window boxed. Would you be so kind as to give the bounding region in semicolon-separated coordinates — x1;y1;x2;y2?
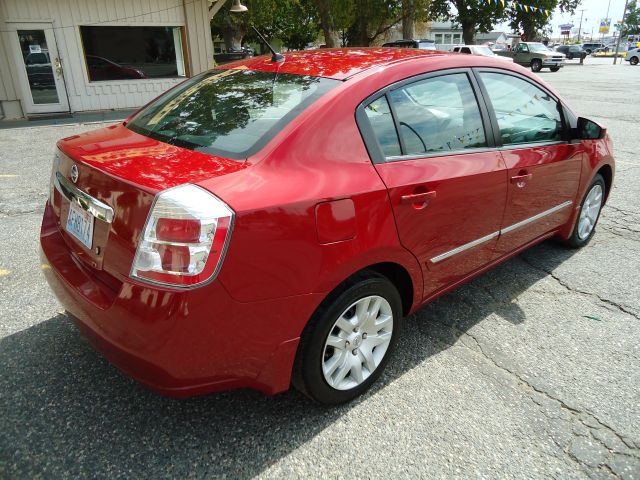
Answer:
127;69;339;159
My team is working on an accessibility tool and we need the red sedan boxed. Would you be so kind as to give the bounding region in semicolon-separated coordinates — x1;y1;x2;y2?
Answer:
41;48;614;404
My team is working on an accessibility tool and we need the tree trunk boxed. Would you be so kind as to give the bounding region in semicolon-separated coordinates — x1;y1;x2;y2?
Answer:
462;21;475;45
402;0;415;39
314;0;337;47
223;26;243;50
522;18;537;42
350;1;370;46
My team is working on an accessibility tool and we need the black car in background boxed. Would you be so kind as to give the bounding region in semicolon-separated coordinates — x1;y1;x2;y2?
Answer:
381;39;437;50
556;45;587;60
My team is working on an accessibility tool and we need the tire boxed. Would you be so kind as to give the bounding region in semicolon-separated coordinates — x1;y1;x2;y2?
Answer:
585;49;593;55
550;66;561;72
562;174;606;248
631;56;639;66
292;271;403;404
531;59;542;72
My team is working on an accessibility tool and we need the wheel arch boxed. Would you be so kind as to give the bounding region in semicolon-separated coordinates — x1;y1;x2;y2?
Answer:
596;164;613;203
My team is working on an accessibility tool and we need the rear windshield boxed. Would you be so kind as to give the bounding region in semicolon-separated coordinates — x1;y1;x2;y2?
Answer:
127;69;339;159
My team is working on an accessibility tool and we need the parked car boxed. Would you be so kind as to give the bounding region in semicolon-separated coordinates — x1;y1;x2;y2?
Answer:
625;47;640;65
555;45;587;60
24;50;55;87
41;48;614;405
214;47;254;65
85;55;146;81
382;39;437;50
496;41;566;72
581;43;606;55
453;45;514;62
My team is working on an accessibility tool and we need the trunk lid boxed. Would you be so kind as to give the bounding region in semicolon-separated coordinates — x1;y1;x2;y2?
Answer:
51;123;247;283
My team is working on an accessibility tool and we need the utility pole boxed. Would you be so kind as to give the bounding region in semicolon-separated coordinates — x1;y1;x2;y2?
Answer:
603;0;612;43
577;9;587;42
614;0;629;65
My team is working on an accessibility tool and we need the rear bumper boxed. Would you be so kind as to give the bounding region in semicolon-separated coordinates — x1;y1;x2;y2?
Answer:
40;203;322;397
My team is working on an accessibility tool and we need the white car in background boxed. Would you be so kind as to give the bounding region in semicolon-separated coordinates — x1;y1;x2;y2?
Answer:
625;48;639;65
453;45;514;62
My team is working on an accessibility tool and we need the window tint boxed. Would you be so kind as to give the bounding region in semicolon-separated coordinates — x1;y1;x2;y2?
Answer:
480;72;562;146
127;69;338;159
364;96;401;157
387;73;487;155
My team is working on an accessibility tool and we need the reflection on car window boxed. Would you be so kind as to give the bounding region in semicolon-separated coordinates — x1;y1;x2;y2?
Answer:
364;96;401;157
480;72;562;146
387;73;487;155
127;69;338;159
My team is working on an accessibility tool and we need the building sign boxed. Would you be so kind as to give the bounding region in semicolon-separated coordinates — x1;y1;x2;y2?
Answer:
599;18;611;34
559;23;573;36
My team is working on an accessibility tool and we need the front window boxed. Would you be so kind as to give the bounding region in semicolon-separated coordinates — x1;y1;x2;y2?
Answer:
528;43;552;53
473;46;495;56
80;26;186;81
479;72;563;146
127;69;338;159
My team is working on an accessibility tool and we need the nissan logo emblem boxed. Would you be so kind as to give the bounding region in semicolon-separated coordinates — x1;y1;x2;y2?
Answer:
70;164;79;184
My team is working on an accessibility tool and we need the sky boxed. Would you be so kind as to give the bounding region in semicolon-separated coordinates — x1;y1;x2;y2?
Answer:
495;0;628;39
548;0;627;38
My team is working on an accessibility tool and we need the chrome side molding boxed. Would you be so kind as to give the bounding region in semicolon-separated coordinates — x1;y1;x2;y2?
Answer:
430;231;500;264
500;201;573;235
54;171;114;223
430;200;573;264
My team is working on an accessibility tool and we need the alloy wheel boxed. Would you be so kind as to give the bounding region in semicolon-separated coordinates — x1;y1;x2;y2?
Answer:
322;295;393;391
578;184;603;240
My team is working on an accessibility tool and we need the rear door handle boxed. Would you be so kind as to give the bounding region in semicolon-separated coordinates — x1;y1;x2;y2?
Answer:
400;191;436;205
510;173;533;186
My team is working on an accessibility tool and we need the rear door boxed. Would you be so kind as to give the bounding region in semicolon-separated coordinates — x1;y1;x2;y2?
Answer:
357;70;508;298
474;69;583;256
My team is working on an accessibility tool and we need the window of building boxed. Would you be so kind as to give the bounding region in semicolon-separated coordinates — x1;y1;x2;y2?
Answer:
479;72;562;146
434;34;443;44
387;73;487;155
80;26;186;81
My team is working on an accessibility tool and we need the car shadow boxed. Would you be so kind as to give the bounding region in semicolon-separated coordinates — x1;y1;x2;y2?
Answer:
0;241;577;478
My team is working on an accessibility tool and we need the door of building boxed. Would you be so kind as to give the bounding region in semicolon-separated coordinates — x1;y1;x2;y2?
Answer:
10;24;70;115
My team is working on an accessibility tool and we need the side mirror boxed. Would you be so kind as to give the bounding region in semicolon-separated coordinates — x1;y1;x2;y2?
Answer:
576;117;606;140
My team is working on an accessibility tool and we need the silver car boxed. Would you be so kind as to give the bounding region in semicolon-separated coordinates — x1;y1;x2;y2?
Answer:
625;48;639;66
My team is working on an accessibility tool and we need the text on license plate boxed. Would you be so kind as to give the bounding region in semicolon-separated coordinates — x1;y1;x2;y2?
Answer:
66;201;94;249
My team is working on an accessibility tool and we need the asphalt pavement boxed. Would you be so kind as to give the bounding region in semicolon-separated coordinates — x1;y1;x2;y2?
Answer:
0;57;638;479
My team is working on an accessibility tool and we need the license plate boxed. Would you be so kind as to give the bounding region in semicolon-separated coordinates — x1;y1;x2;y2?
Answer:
66;201;94;249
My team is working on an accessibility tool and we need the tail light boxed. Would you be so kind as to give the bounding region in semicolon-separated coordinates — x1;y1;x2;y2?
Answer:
130;184;234;288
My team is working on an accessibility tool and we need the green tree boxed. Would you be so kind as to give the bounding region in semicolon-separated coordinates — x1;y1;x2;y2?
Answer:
429;0;507;44
622;0;640;36
507;0;581;41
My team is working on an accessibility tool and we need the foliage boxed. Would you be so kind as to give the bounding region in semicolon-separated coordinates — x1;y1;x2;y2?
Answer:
429;0;508;44
212;0;319;51
622;0;640;36
507;0;581;41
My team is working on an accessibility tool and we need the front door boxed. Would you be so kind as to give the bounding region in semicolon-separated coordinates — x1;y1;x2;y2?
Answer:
359;71;508;298
475;70;583;256
11;25;70;114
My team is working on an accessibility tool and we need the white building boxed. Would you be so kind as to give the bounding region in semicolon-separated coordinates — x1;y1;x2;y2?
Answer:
0;0;214;120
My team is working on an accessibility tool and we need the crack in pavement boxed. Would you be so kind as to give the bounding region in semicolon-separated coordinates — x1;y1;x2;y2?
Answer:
519;256;640;322
425;318;639;478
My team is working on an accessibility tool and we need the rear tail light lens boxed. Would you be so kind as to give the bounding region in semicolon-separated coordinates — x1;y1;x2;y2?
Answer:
130;184;234;288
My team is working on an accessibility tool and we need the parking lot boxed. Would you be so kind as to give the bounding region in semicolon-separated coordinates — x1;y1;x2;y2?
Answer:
0;57;638;479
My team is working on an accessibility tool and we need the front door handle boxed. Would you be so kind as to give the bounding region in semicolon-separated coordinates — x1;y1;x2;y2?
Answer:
401;191;436;208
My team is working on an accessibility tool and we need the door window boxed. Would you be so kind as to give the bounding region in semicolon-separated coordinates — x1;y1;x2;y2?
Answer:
363;96;402;157
479;72;563;146
387;73;487;155
16;30;60;105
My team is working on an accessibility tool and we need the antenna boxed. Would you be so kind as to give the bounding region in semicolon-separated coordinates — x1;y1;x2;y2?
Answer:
251;26;284;62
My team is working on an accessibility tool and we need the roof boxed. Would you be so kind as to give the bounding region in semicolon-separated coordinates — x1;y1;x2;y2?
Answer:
475;31;507;42
216;48;446;80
